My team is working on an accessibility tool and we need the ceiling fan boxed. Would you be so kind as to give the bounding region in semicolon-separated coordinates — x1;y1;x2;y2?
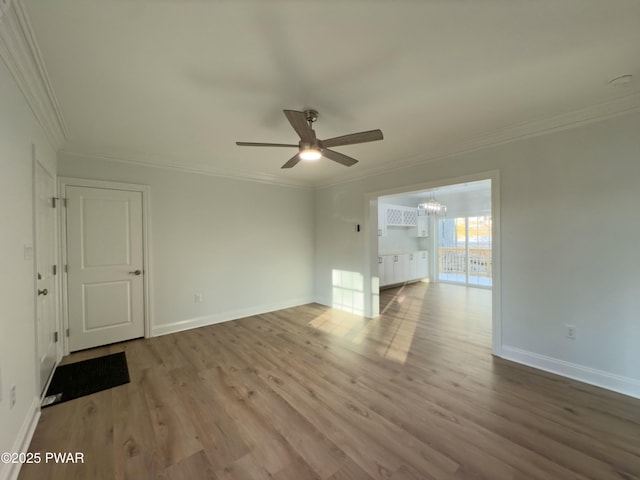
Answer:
236;109;383;169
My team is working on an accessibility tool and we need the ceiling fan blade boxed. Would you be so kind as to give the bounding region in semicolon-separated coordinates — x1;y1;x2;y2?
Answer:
281;154;301;169
236;142;298;147
283;110;314;144
323;148;358;167
321;129;383;148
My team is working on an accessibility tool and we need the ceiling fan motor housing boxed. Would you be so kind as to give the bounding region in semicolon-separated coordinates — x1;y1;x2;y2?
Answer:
304;109;318;124
299;140;319;150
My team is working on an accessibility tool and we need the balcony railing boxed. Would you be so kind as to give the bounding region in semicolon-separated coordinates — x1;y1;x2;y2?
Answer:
439;248;492;278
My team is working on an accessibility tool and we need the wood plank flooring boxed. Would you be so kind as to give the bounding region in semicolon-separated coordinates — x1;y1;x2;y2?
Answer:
19;282;640;480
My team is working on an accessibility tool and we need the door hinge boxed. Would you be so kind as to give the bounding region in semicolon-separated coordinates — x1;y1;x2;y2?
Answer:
64;264;68;273
63;198;67;207
52;264;57;275
66;328;70;337
52;197;58;208
53;331;59;342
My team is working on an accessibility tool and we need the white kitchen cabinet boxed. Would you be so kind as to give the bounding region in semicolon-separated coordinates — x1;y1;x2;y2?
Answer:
416;251;429;279
384;205;417;227
408;252;418;279
377;255;393;286
382;255;394;285
379;251;429;287
417;214;429;237
377;204;387;237
403;208;417;226
392;254;409;284
385;206;404;226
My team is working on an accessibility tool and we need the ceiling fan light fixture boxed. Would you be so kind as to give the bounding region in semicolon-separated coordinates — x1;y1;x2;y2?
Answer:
299;148;322;161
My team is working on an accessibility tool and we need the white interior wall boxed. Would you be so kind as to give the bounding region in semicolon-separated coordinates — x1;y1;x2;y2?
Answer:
57;154;315;335
0;59;57;475
314;112;640;398
378;227;422;255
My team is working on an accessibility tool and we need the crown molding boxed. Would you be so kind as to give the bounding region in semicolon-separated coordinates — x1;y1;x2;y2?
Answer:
314;91;640;189
60;91;640;192
59;145;313;190
0;0;68;149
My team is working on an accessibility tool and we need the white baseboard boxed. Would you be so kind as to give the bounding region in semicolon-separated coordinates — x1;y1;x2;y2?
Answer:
1;396;41;480
151;297;315;337
501;346;640;399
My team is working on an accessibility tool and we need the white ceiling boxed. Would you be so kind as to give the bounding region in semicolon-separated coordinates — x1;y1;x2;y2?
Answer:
24;0;640;187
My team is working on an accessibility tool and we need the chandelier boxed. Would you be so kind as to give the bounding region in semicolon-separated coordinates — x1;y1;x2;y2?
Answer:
418;193;447;216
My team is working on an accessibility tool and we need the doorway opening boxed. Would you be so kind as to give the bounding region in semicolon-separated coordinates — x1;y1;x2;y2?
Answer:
366;172;501;355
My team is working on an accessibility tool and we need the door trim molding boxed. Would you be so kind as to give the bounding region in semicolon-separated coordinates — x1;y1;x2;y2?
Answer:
58;177;152;355
33;154;61;395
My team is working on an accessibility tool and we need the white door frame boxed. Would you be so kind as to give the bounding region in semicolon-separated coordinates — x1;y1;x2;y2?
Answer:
33;155;62;394
364;170;502;357
58;177;152;355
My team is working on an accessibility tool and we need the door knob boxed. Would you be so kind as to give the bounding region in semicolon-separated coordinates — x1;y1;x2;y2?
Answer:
38;288;48;296
129;270;142;275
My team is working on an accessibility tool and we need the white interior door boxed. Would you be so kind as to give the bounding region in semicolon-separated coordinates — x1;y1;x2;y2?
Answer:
66;186;145;351
35;162;58;392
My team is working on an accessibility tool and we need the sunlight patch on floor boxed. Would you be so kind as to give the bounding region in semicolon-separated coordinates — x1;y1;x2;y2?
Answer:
309;280;419;364
307;309;364;338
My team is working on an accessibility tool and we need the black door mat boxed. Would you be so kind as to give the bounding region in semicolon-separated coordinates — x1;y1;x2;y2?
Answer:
42;352;130;407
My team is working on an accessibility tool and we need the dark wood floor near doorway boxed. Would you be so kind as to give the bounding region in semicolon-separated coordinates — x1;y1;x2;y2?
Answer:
20;283;640;479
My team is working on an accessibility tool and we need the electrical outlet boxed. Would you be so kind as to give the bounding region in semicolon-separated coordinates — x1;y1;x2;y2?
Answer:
194;293;203;303
566;324;577;340
10;384;16;409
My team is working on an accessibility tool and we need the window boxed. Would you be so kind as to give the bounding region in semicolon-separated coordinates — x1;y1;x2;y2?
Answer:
438;216;492;287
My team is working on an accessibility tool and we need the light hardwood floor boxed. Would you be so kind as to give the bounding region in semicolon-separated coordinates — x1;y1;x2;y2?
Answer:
20;282;640;479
